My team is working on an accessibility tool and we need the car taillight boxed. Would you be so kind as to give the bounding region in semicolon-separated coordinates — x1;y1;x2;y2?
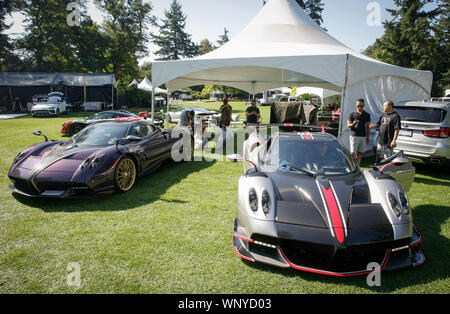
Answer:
422;127;449;138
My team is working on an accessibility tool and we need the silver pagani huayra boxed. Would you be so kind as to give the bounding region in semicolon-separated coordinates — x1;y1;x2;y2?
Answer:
229;126;424;276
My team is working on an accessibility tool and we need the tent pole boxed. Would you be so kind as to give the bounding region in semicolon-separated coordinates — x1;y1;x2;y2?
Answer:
151;86;155;122
111;80;114;110
83;75;86;110
9;87;13;111
166;83;170;129
338;54;350;140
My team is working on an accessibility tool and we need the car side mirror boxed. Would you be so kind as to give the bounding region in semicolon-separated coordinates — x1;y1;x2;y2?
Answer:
32;130;48;142
391;156;410;166
125;135;142;141
115;136;140;152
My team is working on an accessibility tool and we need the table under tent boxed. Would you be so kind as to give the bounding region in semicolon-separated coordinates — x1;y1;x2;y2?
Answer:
150;0;432;151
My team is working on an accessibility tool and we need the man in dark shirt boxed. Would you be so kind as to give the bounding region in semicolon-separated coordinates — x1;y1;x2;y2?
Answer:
370;101;401;160
246;99;260;124
347;98;371;165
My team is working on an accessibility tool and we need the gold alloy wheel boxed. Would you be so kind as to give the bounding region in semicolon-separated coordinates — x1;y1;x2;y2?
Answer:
115;157;136;192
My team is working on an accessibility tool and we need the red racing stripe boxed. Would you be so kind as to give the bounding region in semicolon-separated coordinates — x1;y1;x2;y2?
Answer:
321;186;345;244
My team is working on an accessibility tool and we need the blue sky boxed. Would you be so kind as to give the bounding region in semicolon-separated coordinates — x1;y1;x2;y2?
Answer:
5;0;438;62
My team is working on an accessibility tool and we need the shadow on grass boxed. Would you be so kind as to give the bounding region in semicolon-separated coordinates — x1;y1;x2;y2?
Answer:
240;203;449;293
13;159;215;213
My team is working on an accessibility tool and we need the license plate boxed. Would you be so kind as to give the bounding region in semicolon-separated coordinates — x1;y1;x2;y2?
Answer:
399;129;413;137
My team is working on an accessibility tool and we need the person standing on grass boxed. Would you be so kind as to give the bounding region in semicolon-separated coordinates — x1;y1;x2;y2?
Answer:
347;98;371;165
369;100;401;161
246;99;260;125
219;98;232;131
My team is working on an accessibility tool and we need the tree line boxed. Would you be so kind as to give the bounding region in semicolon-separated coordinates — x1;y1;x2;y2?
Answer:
0;0;448;96
364;0;449;96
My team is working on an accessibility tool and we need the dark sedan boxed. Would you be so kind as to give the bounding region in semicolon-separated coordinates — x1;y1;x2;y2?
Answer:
60;110;164;136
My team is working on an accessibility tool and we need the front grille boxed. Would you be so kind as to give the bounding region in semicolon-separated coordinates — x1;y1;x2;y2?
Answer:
279;238;412;273
279;239;336;269
36;181;89;192
36;181;70;191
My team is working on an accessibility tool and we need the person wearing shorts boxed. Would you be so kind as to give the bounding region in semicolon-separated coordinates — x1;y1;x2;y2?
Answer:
347;99;371;165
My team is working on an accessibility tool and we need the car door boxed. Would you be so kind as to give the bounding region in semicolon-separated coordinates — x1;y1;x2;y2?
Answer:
131;123;168;171
373;152;415;192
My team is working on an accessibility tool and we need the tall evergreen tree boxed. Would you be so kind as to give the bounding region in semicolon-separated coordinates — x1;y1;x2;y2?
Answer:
295;0;325;26
364;0;445;95
197;39;216;56
0;0;23;71
95;0;155;89
152;0;197;60
15;0;89;72
217;28;229;46
433;0;449;93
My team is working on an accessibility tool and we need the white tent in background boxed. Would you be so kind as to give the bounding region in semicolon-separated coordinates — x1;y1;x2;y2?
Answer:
276;87;292;94
128;79;139;88
137;77;167;94
137;76;152;91
137;77;169;119
295;87;341;105
152;0;432;149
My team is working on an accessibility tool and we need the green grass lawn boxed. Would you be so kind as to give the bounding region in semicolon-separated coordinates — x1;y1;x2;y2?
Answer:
0;103;449;294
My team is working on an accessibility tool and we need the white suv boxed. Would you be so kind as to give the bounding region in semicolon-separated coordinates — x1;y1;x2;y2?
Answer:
394;100;449;165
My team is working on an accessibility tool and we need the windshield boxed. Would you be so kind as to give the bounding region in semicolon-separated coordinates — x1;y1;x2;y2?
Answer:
395;106;447;123
73;123;129;146
265;136;358;176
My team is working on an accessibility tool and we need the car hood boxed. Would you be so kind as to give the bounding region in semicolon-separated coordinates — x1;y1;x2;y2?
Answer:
15;142;112;180
266;171;381;244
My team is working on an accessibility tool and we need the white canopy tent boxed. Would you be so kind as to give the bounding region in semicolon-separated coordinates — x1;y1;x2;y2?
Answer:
137;77;168;120
295;86;341;105
137;77;167;94
128;79;139;88
152;0;432;148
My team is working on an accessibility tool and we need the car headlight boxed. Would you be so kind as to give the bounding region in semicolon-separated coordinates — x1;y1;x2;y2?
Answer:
398;190;409;215
81;155;104;169
249;188;258;212
81;157;92;169
261;191;271;215
388;193;401;218
90;155;104;168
